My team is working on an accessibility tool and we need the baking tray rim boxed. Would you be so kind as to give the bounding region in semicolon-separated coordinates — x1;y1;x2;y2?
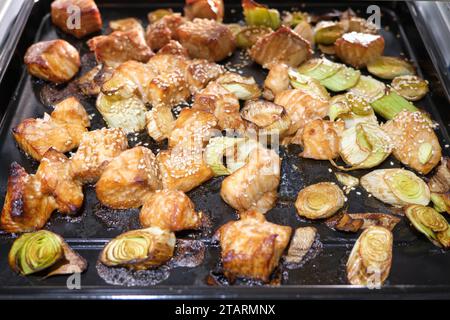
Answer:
1;0;450;300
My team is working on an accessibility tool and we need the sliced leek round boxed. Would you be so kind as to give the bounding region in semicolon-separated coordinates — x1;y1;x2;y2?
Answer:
320;66;361;92
100;227;175;270
385;169;430;206
288;69;330;100
348;75;386;103
8;230;63;276
297;58;342;81
8;230;86;277
391;75;429;101
361;169;430;207
334;123;392;170
347;226;393;286
405;205;449;248
314;21;345;45
205;137;245;176
367;56;415;80
295;182;345;219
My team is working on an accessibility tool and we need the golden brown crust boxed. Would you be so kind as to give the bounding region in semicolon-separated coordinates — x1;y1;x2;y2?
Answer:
70;128;128;184
299;119;344;160
36;149;83;214
52;96;91;127
24;40;80;83
168;108;219;148
140;190;202;231
0;163;57;233
263;63;290;99
334;32;384;68
186;59;225;94
192;82;245;131
51;0;102;38
88;30;154;68
109;18;144;35
274;89;330;142
184;0;224;21
157;147;214;193
249;26;312;69
220;147;281;214
12;97;90;161
96;147;162;209
145;14;185;51
176;18;236;62
216;210;292;282
382;111;441;175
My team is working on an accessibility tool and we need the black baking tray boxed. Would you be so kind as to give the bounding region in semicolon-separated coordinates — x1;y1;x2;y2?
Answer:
0;0;450;300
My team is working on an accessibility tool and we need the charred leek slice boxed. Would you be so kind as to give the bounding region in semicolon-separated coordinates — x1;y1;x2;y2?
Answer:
431;193;450;214
370;91;419;120
347;226;393;286
205;137;245;176
295;182;345;219
235;26;272;49
333;123;392;170
367;56;415;80
205;137;260;175
348;75;386;103
328;94;378;129
242;0;281;30
314;21;345;45
391;75;429;101
288;69;330;100
361;169;430;207
297;58;342;81
100;227;175;270
8;230;86;276
335;172;359;192
216;73;261;100
405;205;450;248
320;66;360;92
96;93;147;133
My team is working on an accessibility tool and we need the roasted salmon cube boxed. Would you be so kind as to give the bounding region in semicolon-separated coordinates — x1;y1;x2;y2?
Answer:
176;18;236;62
96;147;162;209
299;119;344;160
249;26;312;69
184;0;224;21
334;32;384;68
13;97;90;161
145;13;185;51
216;210;292;282
168;108;219;148
24;40;80;83
157;145;214;192
0;163;57;233
70;128;128;183
51;0;102;39
36;149;83;214
109;17;144;35
140;190;203;231
88;30;154;68
186;59;225;94
192;82;245;131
